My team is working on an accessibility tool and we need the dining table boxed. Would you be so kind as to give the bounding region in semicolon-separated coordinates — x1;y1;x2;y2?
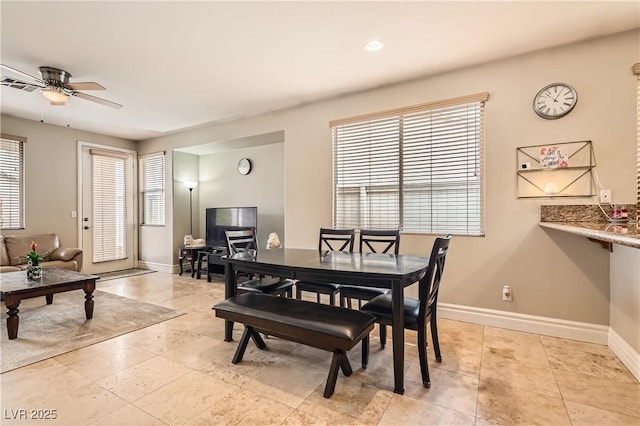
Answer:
222;247;430;395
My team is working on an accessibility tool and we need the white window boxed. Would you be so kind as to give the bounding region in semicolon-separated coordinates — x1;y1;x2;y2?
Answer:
331;93;488;236
139;152;165;226
0;134;25;230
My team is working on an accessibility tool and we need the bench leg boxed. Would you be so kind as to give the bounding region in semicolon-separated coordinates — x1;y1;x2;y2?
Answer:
324;349;352;398
362;333;370;369
232;326;267;364
250;328;267;349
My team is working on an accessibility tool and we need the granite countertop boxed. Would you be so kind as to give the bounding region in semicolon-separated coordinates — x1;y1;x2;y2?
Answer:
539;221;640;249
539;204;639;249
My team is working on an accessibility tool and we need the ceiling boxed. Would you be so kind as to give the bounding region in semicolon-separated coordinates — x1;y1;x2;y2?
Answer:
1;1;638;141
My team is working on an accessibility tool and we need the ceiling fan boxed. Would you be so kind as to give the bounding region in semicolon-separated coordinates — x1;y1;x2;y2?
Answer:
0;64;122;109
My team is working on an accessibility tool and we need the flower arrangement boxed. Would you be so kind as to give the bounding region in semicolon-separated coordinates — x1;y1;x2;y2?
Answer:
26;241;46;266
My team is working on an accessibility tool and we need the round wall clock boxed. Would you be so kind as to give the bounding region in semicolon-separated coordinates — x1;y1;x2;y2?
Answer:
533;83;578;119
237;158;252;175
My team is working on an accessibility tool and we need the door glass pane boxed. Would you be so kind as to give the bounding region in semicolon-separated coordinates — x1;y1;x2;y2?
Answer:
92;153;127;262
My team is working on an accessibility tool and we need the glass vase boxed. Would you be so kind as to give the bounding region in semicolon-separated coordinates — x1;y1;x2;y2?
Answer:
26;261;42;280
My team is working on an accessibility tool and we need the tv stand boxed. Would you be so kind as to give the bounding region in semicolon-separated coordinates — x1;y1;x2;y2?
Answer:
206;248;227;282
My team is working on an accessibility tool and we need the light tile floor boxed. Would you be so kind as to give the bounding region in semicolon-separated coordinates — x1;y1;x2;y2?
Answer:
1;272;638;425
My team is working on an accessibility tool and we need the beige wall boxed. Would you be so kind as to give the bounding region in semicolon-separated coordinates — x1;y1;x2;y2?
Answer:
140;30;638;325
197;143;285;247
172;151;200;256
0;115;136;248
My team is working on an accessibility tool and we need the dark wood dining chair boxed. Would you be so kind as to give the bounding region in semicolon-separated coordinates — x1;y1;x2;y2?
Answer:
339;229;400;344
340;229;400;308
294;228;355;305
360;234;451;389
225;229;294;297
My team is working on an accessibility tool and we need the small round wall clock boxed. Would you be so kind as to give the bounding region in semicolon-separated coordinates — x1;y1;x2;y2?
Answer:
237;158;252;175
533;83;578;119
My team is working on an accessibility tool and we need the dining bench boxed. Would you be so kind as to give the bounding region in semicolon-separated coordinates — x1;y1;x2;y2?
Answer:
213;292;376;398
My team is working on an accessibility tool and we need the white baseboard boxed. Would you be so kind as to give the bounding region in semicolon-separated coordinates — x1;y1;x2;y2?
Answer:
438;303;609;345
608;328;640;382
136;260;176;274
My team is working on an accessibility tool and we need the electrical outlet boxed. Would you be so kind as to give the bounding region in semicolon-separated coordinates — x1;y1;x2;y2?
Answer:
502;285;512;302
600;189;611;203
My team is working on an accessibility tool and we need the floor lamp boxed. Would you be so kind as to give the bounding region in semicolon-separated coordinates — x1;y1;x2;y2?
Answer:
184;181;198;235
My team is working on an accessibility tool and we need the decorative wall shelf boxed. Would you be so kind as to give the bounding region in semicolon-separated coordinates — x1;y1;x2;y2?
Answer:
517;140;595;198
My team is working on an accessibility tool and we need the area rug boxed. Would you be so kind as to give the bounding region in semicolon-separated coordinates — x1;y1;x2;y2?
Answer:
0;290;184;373
97;268;156;281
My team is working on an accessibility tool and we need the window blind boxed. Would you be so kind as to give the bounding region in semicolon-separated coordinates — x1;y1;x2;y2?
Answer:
140;153;165;226
332;93;487;235
92;152;127;262
0;135;25;230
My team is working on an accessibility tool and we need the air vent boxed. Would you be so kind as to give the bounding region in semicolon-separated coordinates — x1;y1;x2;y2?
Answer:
1;77;39;92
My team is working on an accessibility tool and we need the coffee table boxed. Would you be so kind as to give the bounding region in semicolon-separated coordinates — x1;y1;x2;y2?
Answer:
0;268;99;339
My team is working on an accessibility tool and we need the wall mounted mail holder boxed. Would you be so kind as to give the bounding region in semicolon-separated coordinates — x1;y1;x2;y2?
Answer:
516;140;595;198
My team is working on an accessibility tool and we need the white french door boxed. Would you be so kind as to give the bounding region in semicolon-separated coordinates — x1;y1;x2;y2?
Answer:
79;143;136;274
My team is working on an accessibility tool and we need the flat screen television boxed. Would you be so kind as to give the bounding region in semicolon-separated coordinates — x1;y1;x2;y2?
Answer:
206;207;257;250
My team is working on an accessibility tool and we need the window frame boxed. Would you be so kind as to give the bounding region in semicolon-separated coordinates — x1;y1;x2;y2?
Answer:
0;134;26;230
330;93;488;236
139;152;166;227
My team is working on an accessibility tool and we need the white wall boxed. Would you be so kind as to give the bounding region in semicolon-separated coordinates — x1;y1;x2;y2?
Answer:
139;30;638;325
610;244;640;353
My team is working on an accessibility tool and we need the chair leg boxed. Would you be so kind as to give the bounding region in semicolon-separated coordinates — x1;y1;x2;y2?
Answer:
417;325;431;388
379;324;386;349
329;292;335;306
296;288;302;299
316;293;321;303
362;333;370;369
430;314;442;362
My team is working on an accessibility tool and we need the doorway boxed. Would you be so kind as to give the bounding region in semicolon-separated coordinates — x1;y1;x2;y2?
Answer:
78;142;137;274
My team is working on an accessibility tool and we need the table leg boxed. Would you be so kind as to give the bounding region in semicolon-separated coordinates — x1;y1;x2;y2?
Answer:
6;303;20;340
45;294;53;304
391;281;405;394
83;280;96;319
178;249;184;276
196;253;204;279
224;262;237;342
190;255;197;278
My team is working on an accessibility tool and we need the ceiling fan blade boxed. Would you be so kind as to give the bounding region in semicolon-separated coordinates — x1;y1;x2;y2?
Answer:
0;64;44;84
71;91;122;109
1;76;46;92
65;81;105;91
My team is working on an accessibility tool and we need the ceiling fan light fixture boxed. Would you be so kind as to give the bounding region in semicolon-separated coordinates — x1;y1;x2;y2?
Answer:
41;87;68;104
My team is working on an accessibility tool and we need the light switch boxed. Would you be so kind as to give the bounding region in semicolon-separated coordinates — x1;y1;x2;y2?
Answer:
71;210;77;218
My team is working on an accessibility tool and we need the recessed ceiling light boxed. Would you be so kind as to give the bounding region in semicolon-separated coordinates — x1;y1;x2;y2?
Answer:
364;39;384;52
